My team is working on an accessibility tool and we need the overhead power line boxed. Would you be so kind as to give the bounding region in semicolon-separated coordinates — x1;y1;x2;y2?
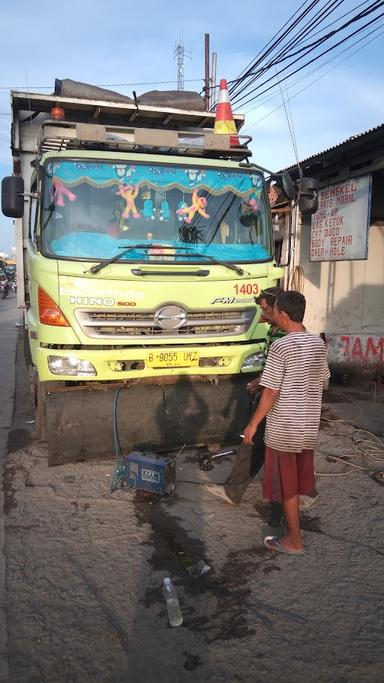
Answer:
228;0;323;96
243;21;384;130
231;0;347;97
234;7;384;110
241;18;384;116
232;1;384;102
0;78;203;92
227;0;384;110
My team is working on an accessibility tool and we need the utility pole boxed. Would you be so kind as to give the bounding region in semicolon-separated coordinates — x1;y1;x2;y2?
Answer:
204;33;210;110
174;40;191;91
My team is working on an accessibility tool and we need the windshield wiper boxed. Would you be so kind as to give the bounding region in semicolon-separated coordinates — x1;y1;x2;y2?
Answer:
86;243;194;275
176;251;246;276
87;243;246;276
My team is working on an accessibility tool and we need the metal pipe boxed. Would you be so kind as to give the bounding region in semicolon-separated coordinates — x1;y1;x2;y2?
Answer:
210;449;236;460
211;51;217;110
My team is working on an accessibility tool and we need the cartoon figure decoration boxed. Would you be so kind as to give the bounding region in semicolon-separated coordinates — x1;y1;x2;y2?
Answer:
50;178;77;207
141;188;156;220
239;191;262;230
116;184;140;219
248;195;259;212
177;200;188;222
156;192;170;221
176;189;209;224
159;197;170;221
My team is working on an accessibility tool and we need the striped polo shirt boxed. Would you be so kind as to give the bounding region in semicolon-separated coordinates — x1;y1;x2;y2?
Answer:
260;332;330;452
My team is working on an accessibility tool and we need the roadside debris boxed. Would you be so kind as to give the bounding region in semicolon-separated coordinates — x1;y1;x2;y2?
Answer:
198;448;237;471
162;577;183;627
187;560;211;578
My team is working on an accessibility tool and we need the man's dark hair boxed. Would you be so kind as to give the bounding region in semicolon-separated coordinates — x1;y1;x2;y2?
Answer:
276;291;306;322
255;286;284;307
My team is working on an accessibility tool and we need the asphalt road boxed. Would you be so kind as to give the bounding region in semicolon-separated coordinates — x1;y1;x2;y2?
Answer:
1;293;384;682
0;293;20;683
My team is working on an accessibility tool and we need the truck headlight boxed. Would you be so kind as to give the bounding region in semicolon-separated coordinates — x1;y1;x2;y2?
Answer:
241;351;264;370
48;355;97;376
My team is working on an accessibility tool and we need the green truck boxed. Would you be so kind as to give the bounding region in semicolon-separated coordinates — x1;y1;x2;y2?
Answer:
2;80;315;464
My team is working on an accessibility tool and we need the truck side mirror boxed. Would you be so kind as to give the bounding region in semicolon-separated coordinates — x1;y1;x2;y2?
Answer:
2;176;25;218
297;176;318;215
281;171;295;201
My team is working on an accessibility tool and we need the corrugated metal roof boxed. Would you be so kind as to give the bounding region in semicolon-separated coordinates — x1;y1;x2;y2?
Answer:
284;122;384;172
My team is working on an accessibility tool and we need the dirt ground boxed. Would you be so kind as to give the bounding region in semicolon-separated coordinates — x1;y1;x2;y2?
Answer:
4;352;384;682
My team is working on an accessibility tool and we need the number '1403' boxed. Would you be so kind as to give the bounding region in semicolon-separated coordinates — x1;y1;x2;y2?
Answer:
234;283;259;295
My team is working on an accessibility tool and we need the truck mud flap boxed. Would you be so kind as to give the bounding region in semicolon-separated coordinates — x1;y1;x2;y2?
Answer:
162;378;250;446
45;377;251;466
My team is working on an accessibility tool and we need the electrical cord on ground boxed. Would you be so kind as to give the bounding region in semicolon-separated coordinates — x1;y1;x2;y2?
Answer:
352;429;384;461
316;417;384;478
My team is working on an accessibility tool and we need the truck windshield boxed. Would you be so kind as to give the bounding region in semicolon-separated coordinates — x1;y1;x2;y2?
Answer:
41;159;272;263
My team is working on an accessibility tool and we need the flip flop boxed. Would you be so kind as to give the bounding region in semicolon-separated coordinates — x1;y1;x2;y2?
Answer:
264;535;304;555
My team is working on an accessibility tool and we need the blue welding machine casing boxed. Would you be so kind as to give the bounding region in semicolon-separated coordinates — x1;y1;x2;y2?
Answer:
124;451;176;495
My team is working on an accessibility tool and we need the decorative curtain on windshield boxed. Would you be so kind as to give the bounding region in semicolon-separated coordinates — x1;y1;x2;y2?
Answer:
42;160;271;262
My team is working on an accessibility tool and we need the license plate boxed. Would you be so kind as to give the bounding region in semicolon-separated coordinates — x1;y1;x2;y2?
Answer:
146;350;199;368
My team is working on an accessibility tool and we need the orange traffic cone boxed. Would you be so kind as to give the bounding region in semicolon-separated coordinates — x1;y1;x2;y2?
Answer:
214;79;239;146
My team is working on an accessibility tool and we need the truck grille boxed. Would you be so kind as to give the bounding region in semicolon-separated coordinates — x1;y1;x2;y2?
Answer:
75;308;255;339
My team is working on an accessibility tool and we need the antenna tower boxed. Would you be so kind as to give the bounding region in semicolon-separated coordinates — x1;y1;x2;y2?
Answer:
174;40;191;91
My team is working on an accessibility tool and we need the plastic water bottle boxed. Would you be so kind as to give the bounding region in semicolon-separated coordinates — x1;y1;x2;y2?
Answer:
162;577;183;627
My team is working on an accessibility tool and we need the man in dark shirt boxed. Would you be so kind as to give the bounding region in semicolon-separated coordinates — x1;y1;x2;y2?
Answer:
207;287;284;504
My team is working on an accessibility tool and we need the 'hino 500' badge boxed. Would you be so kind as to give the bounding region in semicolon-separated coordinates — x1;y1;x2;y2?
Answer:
69;296;115;306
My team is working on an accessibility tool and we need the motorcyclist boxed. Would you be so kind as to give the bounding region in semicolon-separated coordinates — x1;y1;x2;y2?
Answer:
5;266;17;292
0;267;9;299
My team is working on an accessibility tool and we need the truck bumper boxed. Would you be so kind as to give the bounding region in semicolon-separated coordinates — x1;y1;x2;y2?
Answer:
33;342;264;381
45;376;252;465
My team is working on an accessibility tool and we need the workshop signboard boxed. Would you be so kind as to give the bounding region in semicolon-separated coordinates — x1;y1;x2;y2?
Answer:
310;175;371;261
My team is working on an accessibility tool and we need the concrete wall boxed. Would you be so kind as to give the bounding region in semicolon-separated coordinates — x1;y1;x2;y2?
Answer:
292;212;384;374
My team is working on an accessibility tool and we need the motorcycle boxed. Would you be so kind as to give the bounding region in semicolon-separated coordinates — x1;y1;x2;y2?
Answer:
0;276;9;299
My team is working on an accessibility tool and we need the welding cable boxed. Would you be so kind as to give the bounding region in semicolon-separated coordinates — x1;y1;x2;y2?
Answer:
111;386;127;492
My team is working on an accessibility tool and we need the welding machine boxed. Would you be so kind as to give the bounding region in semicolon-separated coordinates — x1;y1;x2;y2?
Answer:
124;451;176;495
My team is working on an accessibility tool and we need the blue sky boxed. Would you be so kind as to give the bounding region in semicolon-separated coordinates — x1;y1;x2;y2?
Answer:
0;0;383;255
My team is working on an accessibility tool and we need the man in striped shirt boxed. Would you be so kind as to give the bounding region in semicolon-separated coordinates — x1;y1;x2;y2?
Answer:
243;291;330;555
